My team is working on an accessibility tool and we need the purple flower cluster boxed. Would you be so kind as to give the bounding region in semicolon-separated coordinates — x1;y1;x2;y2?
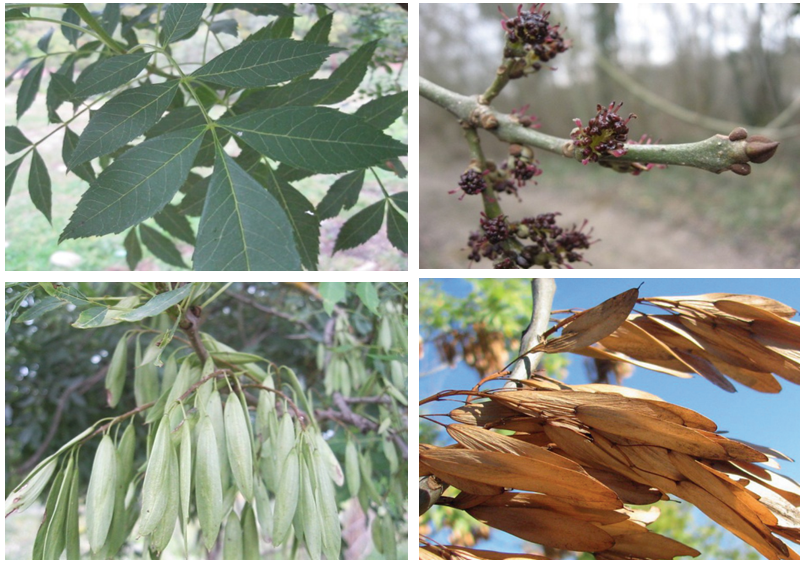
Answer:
467;212;594;269
571;101;635;165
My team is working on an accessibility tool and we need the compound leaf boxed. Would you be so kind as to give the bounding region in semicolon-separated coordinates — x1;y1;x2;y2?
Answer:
159;3;205;45
60;126;205;241
194;146;301;271
68;80;179;168
317;40;378;105
218;107;407;174
317;169;364;220
17;59;45;120
139;224;188;269
191;39;339;88
29;149;52;224
73;51;153;99
333;200;385;253
386;203;407;253
6;126;32;154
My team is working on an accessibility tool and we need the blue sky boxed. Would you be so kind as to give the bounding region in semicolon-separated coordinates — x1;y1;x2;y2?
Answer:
419;277;800;557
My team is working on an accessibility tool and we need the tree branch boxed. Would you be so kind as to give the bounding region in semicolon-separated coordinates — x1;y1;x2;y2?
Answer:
420;76;779;175
509;279;556;382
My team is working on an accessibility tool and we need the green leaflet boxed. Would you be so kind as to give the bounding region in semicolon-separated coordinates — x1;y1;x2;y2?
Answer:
239;150;319;270
219;107;407;174
62;127;96;184
17;59;44;120
68;80;179;168
29;149;52;224
354;91;409;130
154;204;196;244
333;200;385;253
159;3;205;45
73;51;153;99
61;8;81;47
191;39;339;88
317;169;364;220
305;12;333;44
60;126;205;241
213;4;297;18
390;191;408;212
194;146;301;271
6;157;25;203
46;73;74;123
114;283;192;321
124;227;142;270
317;40;378;105
386;204;407;253
139;224;188;269
6;126;32;154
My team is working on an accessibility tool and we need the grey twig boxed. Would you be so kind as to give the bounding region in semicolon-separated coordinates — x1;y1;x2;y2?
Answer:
509;279;556;382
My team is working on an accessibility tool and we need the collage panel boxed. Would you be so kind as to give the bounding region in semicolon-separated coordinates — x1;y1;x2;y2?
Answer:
5;281;408;559
5;3;408;272
420;3;797;269
420;278;800;560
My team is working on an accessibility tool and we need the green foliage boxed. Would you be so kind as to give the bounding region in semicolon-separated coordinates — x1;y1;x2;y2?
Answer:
5;3;408;271
420;279;533;338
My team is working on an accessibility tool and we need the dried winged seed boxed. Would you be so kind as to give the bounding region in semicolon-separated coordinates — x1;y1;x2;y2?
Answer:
223;511;244;559
345;437;361;498
314;430;344;486
5;456;57;517
225;392;254;500
44;456;75;559
241;503;260;560
139;416;172;536
272;446;300;546
196;415;224;551
105;335;128;408
540;287;640;354
468;505;616;553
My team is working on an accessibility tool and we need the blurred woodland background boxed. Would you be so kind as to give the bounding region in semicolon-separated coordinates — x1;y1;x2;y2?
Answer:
420;3;799;269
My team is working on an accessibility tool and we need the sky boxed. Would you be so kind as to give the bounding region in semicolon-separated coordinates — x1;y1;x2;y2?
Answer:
419;277;800;557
